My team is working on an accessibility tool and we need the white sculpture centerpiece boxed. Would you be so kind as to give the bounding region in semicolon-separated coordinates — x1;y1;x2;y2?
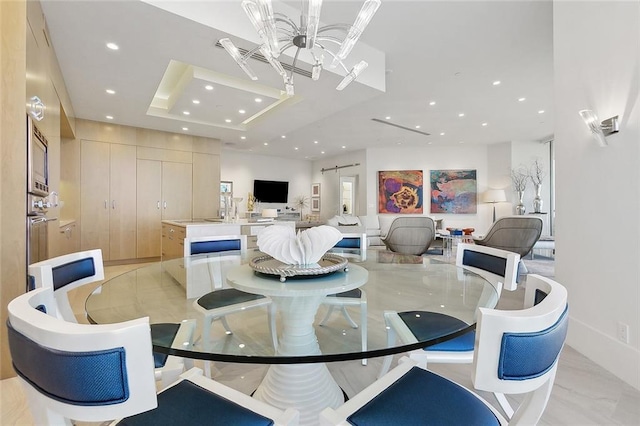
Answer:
254;225;347;281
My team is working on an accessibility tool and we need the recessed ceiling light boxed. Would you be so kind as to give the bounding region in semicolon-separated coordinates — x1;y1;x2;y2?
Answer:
192;99;200;104
385;116;391;120
183;111;190;115
294;147;299;150
440;132;445;136
281;135;286;139
482;122;488;126
429;101;436;106
415;125;421;129
458;113;465;117
341;146;346;149
240;136;246;140
238;109;246;114
492;80;501;86
397;142;402;145
225;119;232;123
105;89;115;94
428;142;433;145
518;97;526;102
106;42;119;50
538;110;545;114
105;115;114;120
314;140;318;144
255;98;262;103
182;127;189;131
321;151;325;154
205;85;214;90
263;142;268;146
459;141;464;144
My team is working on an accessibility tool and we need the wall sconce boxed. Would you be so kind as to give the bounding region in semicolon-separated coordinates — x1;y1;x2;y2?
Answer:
579;110;619;147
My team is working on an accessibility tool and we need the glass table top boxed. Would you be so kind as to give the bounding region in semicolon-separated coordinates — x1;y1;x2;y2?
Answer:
86;248;497;364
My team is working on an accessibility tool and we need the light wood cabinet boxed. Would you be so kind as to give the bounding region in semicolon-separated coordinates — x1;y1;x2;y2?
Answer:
192;153;220;219
161;223;186;260
81;140;137;261
137;160;193;258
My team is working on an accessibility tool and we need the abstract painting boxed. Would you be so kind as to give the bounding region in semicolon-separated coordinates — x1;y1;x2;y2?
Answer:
378;170;423;214
430;169;477;214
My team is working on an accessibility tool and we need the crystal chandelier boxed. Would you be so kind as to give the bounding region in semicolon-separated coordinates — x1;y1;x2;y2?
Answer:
220;0;381;95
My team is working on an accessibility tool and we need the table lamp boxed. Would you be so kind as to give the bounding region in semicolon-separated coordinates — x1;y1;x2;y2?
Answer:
481;189;507;222
262;209;278;220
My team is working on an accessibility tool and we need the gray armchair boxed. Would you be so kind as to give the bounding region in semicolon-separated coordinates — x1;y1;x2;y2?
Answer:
382;216;435;255
473;216;543;258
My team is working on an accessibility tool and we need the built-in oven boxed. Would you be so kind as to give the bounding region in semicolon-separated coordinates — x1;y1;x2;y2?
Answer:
27;115;49;197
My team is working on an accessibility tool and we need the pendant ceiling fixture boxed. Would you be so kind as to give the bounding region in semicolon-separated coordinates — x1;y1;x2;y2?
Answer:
220;0;381;96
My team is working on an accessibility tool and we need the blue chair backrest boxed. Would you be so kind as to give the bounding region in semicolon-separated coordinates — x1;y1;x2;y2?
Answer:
51;258;97;291
462;250;508;278
190;239;241;255
8;320;130;406
334;237;362;249
498;305;569;381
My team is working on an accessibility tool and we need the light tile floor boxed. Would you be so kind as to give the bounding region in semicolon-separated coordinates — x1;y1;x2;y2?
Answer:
2;259;639;425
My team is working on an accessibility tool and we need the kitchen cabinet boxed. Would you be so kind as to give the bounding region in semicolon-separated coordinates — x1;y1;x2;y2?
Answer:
136;160;193;258
192;153;220;219
81;140;137;261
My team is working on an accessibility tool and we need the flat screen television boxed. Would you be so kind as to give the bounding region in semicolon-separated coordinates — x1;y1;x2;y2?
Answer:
253;179;289;203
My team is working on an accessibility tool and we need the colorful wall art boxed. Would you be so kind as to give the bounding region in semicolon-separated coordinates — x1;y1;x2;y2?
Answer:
378;170;423;214
430;169;477;214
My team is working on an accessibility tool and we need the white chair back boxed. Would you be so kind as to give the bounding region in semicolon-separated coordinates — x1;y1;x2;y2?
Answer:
7;287;157;424
28;249;104;322
472;274;569;424
456;243;520;292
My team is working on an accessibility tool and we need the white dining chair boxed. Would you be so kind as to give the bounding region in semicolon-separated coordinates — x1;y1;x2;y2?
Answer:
320;274;568;426
28;249;196;389
322;233;368;365
7;287;299;426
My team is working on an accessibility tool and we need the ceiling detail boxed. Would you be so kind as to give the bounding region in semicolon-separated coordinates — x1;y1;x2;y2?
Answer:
371;118;431;136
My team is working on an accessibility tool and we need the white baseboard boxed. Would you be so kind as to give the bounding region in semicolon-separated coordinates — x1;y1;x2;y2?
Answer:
567;315;640;390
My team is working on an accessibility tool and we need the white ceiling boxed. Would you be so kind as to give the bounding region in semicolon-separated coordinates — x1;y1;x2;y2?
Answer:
40;0;554;160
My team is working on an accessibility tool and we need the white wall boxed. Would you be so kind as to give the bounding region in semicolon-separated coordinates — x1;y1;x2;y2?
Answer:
365;144;495;234
486;142;512;219
220;150;312;215
554;1;639;390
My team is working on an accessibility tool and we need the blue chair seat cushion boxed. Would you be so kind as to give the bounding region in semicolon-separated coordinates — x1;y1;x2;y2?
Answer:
150;323;180;368
398;311;472;348
347;366;499;425
117;379;274;426
197;289;266;310
327;288;362;299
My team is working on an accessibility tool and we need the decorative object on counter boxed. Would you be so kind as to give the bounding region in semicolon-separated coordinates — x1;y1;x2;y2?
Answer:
261;209;279;221
528;159;546;213
257;225;342;266
480;189;506;222
222;191;233;221
232;197;243;221
511;167;528;215
463;228;475;235
378;170;424;214
429;169;477;214
295;195;309;218
247;193;255;212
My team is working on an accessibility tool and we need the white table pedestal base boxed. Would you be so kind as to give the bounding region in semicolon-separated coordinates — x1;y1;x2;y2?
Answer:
252;294;344;426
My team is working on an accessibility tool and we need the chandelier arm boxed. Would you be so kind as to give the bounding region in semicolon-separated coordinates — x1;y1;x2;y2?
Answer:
317;24;351;34
315;43;350;73
315;36;344;46
242;44;265;61
274;13;299;32
288;46;302;83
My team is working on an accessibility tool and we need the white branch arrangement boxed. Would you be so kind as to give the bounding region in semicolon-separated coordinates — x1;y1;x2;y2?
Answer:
511;167;529;192
529;159;546;185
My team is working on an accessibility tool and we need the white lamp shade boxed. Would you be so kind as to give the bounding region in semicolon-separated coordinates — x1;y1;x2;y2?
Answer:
481;189;507;203
262;208;278;218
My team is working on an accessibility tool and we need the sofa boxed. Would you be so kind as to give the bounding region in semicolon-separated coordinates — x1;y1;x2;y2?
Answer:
327;215;444;247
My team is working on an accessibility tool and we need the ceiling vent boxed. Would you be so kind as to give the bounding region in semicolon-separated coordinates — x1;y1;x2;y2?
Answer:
215;41;312;79
371;118;431;136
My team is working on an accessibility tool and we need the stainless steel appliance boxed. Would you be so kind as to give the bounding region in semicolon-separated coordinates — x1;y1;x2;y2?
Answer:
26;115;56;289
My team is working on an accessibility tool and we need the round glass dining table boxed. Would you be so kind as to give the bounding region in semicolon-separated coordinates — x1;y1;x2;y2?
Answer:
86;248;497;425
